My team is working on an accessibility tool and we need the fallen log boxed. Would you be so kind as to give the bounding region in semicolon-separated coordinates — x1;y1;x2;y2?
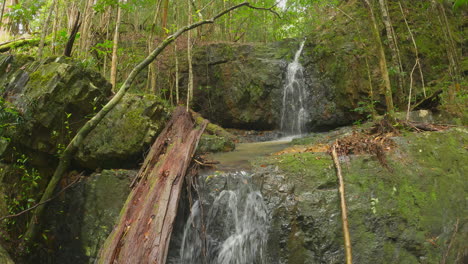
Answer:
0;38;40;52
97;106;207;264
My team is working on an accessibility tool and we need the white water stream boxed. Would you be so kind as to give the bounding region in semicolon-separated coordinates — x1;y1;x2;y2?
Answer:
280;40;308;135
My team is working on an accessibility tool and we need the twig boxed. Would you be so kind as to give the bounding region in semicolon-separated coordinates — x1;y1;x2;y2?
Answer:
331;141;353;264
406;60;418;121
246;3;281;19
441;218;459;264
0;174;83;221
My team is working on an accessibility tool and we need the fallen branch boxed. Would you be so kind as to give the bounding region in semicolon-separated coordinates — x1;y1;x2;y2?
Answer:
441;218;459;264
0;38;41;52
330;141;353;264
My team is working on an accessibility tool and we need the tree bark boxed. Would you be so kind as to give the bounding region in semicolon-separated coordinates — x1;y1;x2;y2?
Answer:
37;0;57;58
22;1;261;246
0;0;6;30
63;11;81;57
110;1;122;90
186;0;194;111
78;0;95;57
398;1;426;97
378;0;404;103
363;0;394;117
97;107;207;264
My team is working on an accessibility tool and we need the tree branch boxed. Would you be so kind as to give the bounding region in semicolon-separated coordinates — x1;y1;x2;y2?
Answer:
330;142;353;264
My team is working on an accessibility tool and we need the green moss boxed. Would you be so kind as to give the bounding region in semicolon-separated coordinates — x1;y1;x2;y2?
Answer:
263;127;467;263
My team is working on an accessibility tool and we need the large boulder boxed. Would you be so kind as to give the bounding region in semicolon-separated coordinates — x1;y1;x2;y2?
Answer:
32;169;135;263
0;55;112;167
258;127;467;263
76;94;170;169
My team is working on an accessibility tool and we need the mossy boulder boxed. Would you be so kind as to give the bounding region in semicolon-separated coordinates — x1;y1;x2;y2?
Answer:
76;94;170;169
258;127;467;263
33;169;135;263
0;54;111;168
197;134;235;153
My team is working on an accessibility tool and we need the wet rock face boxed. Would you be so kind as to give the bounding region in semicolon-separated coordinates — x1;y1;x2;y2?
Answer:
186;40;358;132
256;128;468;263
0;55;112;167
34;169;135;264
189;42;291;130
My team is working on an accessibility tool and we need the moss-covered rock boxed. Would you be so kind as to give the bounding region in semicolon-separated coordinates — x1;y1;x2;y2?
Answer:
33;169;135;263
197;134;235;153
0;54;112;168
258;127;467;263
76;94;170;169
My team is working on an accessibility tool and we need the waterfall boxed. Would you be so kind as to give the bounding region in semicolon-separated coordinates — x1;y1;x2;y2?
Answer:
280;41;308;135
175;171;269;264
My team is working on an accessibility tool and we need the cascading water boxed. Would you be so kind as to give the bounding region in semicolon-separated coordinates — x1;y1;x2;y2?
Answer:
173;171;269;264
280;40;308;135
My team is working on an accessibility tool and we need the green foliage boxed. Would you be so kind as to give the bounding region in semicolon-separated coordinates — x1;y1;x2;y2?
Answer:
0;98;22;139
453;0;468;10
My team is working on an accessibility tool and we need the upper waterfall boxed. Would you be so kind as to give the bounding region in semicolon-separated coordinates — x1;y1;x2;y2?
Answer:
280;41;308;135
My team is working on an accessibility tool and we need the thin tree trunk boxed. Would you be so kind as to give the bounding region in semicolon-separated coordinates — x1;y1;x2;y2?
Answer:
363;0;394;117
331;142;353;264
22;2;261;246
406;60;418;121
186;0;194;111
378;0;404;103
110;1;122;90
398;1;426;97
147;0;164;93
79;0;95;57
38;0;57;58
175;41;179;104
365;56;377;118
63;11;81;57
51;0;60;55
0;0;6;29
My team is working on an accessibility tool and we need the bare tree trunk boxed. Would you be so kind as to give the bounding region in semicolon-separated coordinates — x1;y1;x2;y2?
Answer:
63;11;81;57
147;0;164;93
175;41;180;104
79;0;95;57
406;60;418;120
37;0;58;58
110;1;122;90
51;0;60;55
378;0;404;103
363;0;394;117
22;2;260;246
0;0;6;30
186;0;194;111
398;1;426;97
